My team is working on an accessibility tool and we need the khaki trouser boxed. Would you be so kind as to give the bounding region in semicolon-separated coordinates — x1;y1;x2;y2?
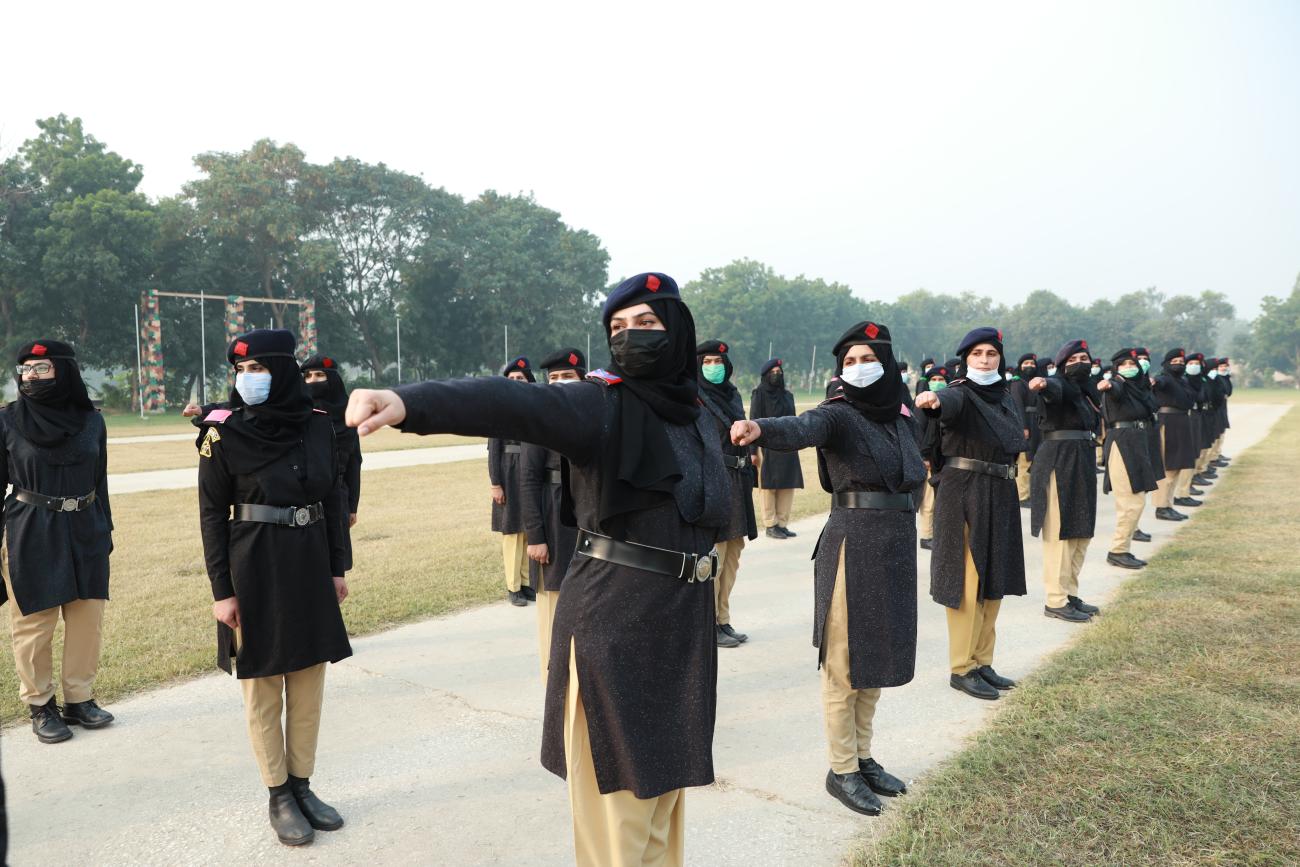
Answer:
2;547;104;706
536;588;559;681
1107;448;1146;555
1175;462;1198;497
1015;454;1031;502
946;528;1001;676
759;488;794;529
917;470;935;540
713;537;745;626
565;639;684;867
236;629;327;787
1154;425;1192;508
502;531;529;592
821;545;881;774
1041;471;1090;609
1195;448;1211;475
1210;436;1224;461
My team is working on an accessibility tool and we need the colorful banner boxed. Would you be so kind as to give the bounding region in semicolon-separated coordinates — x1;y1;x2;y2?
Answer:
141;288;165;412
299;298;317;358
224;296;245;385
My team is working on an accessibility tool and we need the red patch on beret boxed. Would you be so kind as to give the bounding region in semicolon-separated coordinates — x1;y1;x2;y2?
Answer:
323;357;334;368
1080;340;1089;350
31;344;47;356
1130;350;1137;358
516;359;526;368
568;353;579;365
719;343;727;353
233;341;248;357
997;329;1003;341
645;275;661;292
864;323;879;339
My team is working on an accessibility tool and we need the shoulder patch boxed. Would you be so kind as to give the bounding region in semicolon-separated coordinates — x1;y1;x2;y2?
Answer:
199;426;221;458
900;403;913;418
586;369;623;386
203;408;232;424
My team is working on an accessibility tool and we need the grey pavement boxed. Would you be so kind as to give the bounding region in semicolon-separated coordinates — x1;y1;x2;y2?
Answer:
4;403;1286;867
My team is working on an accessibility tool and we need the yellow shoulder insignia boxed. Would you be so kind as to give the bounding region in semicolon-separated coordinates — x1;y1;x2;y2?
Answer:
199;426;220;458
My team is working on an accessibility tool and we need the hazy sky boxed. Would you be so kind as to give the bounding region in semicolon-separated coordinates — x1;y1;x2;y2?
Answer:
7;1;1298;317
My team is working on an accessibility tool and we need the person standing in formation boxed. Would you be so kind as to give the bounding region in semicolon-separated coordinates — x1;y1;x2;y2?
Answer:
300;354;362;571
1097;349;1158;570
915;363;953;550
697;340;758;649
1008;352;1042;507
0;340;115;744
915;328;1026;701
490;356;537;606
1128;348;1162;544
1211;357;1233;466
731;320;920;817
1151;349;1198;520
1184;352;1215;494
750;358;804;539
520;348;586;680
196;329;352;847
1028;339;1102;624
347;273;726;867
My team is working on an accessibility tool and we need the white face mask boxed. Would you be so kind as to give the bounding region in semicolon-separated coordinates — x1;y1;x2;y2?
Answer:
1046;367;1057;376
1186;363;1202;376
1207;370;1218;380
841;361;884;388
234;371;272;406
900;371;912;384
1090;366;1101;376
1103;372;1113;381
966;367;1002;386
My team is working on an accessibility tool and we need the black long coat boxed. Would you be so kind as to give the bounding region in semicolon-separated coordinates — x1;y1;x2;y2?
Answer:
487;436;527;534
520;443;578;592
1009;377;1041;459
925;385;1028;608
699;390;758;543
1030;378;1099;540
1152;373;1198;470
1102;379;1160;494
756;399;926;689
0;409;112;614
395;375;728;799
197;410;353;678
749;386;804;490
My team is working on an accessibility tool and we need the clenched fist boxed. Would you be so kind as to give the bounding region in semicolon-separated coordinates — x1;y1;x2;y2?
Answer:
730;419;761;446
915;391;940;410
347;389;407;435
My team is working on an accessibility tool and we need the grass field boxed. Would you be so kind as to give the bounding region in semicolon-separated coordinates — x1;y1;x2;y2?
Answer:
853;398;1300;867
0;446;826;726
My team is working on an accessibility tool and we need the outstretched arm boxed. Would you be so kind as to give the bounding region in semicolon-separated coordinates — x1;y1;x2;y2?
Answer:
732;404;838;452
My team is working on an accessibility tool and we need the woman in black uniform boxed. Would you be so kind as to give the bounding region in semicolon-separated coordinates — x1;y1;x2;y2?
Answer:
196;329;352;847
1099;349;1159;569
916;363;952;549
301;354;361;571
348;273;727;866
1151;348;1198;520
1009;353;1042;507
0;339;114;744
750;358;804;538
731;320;922;817
490;356;535;606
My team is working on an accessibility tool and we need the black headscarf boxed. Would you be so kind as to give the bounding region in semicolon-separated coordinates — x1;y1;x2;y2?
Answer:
10;339;95;448
1161;347;1186;377
300;353;359;454
214;329;315;474
696;339;744;422
831;320;904;423
1016;352;1041;379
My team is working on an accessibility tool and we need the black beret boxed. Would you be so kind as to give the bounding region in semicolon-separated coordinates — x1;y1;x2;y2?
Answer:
927;365;952;381
920;357;935;369
228;328;296;364
602;272;680;328
300;353;341;372
956;327;1004;359
501;355;533;377
1135;347;1150;357
1186;352;1205;363
17;339;76;364
760;358;783;376
1111;347;1141;365
1017;353;1038;366
1163;347;1186;365
832;320;892;358
695;339;732;357
1053;339;1091;369
539;347;586;372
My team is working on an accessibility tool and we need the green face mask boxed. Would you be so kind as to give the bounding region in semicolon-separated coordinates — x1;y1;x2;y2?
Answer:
929;380;947;391
701;363;726;384
1119;366;1140;379
1139;359;1151;373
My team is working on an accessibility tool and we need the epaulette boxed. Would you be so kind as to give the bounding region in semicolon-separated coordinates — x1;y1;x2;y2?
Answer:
586;369;623;386
202;408;232;424
820;394;846;406
312;408;329;414
900;403;913;418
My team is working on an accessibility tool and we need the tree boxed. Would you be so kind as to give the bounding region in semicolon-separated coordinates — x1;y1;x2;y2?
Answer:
1251;274;1300;377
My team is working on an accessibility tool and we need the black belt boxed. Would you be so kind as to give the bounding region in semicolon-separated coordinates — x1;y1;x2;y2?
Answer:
831;491;914;510
14;488;96;513
1158;407;1190;416
723;454;751;470
945;456;1017;480
1023;406;1039;415
575;529;718;583
1109;420;1147;430
544;469;563;485
503;443;521;454
234;502;325;528
1043;430;1095;442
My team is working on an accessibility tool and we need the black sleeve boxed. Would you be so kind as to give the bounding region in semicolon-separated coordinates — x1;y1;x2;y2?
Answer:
395;377;604;464
487;437;504;485
323;430;347;577
0;421;8;534
96;417;113;531
932;386;970;425
345;441;362;513
519;444;548;546
1037;377;1066;405
197;429;236;601
754;404;838;451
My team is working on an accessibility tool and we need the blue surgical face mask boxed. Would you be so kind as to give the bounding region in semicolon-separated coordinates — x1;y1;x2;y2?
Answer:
1119;366;1140;379
235;371;272;406
1139;359;1151;373
966;367;1002;386
1207;370;1218;380
1186;363;1202;376
701;363;727;384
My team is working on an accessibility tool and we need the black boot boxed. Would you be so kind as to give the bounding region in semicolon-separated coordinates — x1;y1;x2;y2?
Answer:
1174;497;1202;507
919;538;932;550
1155;507;1187;521
30;698;72;744
718;623;748;643
858;758;907;796
715;625;741;648
1045;604;1090;622
1068;595;1100;615
289;775;344;831
507;590;527;607
949;671;999;700
1131;529;1152;542
765;526;784;539
1192;474;1211;486
1106;552;1146;569
1019;499;1031;509
976;665;1016;690
1188;486;1205;496
269;783;315;845
520;585;537;601
61;698;114;728
779;526;797;538
825;770;883;815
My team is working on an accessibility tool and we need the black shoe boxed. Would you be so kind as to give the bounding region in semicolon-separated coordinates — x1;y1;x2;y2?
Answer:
1096;467;1105;475
269;785;315;845
507;590;527;607
30;698;73;744
1188;486;1205;496
1045;604;1090;622
1202;468;1218;478
1107;551;1146;569
825;770;883;816
289;775;344;831
949;671;999;700
858;758;907;796
765;527;784;539
1068;595;1100;615
1212;458;1230;467
1174;497;1202;507
520;585;537;601
1132;529;1152;543
61;699;114;728
919;538;932;550
1191;475;1209;486
976;665;1016;690
716;625;741;648
1019;499;1031;509
719;623;748;643
1155;507;1187;521
779;527;797;538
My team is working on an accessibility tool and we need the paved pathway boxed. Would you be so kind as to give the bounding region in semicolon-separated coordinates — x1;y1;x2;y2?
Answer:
4;404;1286;867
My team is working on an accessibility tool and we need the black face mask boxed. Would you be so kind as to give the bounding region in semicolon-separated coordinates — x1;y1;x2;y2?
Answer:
1020;365;1036;377
19;378;60;402
1064;362;1091;383
306;380;331;399
767;371;784;387
609;329;673;379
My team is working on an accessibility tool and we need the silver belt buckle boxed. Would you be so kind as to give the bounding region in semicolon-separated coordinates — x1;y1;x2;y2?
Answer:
61;498;79;512
695;549;718;582
292;507;311;527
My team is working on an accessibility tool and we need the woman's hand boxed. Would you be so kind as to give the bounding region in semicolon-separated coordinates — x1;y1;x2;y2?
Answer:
348;512;358;528
347;389;407;435
212;596;240;629
182;402;202;418
334;576;349;603
915;391;940;410
1028;377;1047;392
490;485;506;506
527;543;550;564
730;420;761;446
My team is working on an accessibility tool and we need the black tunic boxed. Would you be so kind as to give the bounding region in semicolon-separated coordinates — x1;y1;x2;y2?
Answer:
1102;379;1160;494
0;409;112;614
197;410;353;678
488;436;526;534
749;386;804;490
395;375;728;799
332;426;362;571
1009;377;1042;459
1152;373;1197;470
755;399;926;689
1030;378;1099;540
926;386;1028;608
699;390;758;543
519;442;578;592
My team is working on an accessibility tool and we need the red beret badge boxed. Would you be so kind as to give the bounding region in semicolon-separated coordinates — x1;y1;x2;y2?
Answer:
31;344;47;356
864;323;879;339
233;341;249;357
